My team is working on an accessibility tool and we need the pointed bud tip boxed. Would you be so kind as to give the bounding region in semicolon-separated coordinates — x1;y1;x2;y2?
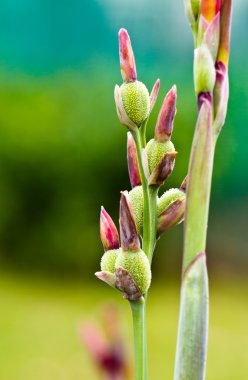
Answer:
155;86;177;142
100;207;120;251
118;28;137;82
119;191;140;251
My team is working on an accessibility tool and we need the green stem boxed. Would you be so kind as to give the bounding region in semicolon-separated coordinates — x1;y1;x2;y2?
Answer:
147;185;158;263
130;299;146;380
132;128;150;255
140;119;148;148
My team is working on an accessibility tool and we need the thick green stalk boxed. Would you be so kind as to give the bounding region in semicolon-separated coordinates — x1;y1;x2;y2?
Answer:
130;299;146;380
174;101;214;380
147;185;158;263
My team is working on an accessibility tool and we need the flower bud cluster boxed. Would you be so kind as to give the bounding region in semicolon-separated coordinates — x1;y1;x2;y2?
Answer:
184;0;232;133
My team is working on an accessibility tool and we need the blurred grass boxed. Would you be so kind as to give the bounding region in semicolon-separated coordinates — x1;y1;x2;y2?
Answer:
0;272;248;380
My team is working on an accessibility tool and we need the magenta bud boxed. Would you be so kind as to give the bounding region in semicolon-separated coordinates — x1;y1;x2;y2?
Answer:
119;28;137;83
119;191;140;252
100;207;120;252
150;79;160;112
148;151;177;186
155;85;177;142
127;132;141;188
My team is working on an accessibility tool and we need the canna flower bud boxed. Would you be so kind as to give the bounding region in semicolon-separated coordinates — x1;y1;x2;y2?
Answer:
100;207;120;252
145;138;176;186
127;132;141;188
101;248;121;274
157;188;186;235
194;46;216;95
155;85;177;142
184;0;200;25
200;0;221;23
119;28;137;83
128;186;143;235
115;191;151;300
119;81;150;126
217;0;232;68
150;78;160;112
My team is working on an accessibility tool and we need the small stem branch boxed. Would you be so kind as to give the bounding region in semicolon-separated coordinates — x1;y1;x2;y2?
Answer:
130;299;146;380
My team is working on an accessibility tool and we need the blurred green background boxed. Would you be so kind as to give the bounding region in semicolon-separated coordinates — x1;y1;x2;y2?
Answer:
0;1;247;379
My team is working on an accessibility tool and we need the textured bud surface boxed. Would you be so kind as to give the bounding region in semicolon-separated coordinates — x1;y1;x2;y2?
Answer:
146;138;175;174
157;188;185;216
120;81;150;126
128;186;143;235
115;249;151;295
194;46;216;94
101;249;120;273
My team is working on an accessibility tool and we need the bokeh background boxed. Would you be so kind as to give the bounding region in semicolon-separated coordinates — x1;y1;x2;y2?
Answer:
0;1;247;379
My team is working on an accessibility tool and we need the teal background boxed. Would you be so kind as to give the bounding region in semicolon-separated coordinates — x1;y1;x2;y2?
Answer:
0;1;247;379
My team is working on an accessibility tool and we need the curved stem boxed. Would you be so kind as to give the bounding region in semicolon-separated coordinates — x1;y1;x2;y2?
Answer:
130;299;146;380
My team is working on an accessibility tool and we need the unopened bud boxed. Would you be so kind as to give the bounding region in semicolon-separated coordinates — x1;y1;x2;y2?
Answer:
155;85;177;142
128;186;143;235
119;28;137;83
145;138;176;186
150;79;160;112
114;84;137;131
101;248;121;274
100;207;120;252
119;81;150;126
157;188;186;235
194;46;216;95
119;191;140;252
95;271;116;288
200;0;221;23
127;132;141;188
115;248;151;300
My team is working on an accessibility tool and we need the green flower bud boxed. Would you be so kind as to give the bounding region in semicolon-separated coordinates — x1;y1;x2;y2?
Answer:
120;81;150;126
128;186;143;235
100;248;120;274
157;188;185;216
115;248;151;298
194;46;216;95
145;138;175;174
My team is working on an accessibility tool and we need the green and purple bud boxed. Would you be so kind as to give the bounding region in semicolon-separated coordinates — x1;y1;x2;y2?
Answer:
114;191;151;300
194;45;216;96
155;85;177;142
100;207;120;252
127;132;141;188
119;28;137;83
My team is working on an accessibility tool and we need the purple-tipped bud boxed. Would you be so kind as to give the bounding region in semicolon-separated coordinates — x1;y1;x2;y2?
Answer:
155;85;177;142
127;132;141;188
119;191;140;252
119;28;137;83
100;207;120;252
150;79;160;112
148;151;177;186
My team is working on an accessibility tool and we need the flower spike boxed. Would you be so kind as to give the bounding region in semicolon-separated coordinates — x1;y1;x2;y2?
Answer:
119;28;137;83
155;85;177;142
100;207;120;252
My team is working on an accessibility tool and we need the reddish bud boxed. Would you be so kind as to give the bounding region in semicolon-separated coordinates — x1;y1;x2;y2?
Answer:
127;132;141;188
119;28;137;83
157;197;186;236
119;191;140;252
155;85;177;142
201;0;221;23
218;0;232;67
150;79;160;112
100;207;120;252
